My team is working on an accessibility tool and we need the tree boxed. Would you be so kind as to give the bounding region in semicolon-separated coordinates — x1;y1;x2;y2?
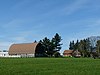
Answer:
85;38;91;57
52;33;62;52
34;40;37;43
79;39;90;57
69;38;91;57
53;52;61;57
38;33;62;57
91;40;100;59
78;40;84;57
69;41;74;50
40;37;51;56
74;40;79;50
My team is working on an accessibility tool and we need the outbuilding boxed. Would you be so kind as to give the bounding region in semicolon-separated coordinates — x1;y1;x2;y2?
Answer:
0;51;9;57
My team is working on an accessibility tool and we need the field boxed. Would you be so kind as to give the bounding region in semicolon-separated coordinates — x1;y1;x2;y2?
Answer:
0;58;100;75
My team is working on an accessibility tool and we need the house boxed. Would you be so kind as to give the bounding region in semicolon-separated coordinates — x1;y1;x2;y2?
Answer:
72;50;81;58
63;50;73;57
63;50;81;57
8;43;44;57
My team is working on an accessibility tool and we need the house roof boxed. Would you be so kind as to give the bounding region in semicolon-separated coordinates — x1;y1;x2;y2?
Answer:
8;43;38;55
63;50;73;54
73;50;81;54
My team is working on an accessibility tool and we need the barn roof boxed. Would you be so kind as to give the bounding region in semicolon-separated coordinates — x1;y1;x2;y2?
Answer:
8;43;38;55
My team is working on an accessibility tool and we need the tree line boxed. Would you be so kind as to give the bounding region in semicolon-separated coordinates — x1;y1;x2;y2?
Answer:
69;38;100;58
34;33;100;58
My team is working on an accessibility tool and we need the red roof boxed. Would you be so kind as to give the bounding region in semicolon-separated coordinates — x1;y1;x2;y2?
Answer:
63;50;73;54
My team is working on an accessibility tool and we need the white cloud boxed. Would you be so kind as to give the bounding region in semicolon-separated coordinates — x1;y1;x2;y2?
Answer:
12;37;26;43
39;0;90;18
64;0;89;15
2;19;23;29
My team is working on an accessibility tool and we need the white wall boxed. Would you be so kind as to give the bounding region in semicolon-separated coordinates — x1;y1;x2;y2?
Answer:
0;52;9;57
0;52;34;57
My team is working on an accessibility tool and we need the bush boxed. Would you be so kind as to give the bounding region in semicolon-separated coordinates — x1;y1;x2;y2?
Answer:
53;52;61;57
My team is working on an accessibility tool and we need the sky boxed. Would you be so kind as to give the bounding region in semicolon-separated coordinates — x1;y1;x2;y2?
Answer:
0;0;100;54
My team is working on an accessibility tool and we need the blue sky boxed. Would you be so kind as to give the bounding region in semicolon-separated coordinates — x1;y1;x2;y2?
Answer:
0;0;100;54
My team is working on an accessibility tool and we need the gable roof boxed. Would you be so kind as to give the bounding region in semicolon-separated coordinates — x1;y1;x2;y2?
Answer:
63;50;73;54
8;43;38;55
73;50;81;55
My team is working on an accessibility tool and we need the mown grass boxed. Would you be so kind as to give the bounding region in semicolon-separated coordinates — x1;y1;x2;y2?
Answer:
0;58;100;75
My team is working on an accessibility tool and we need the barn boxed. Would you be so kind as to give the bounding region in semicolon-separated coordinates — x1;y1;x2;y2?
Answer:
8;43;45;57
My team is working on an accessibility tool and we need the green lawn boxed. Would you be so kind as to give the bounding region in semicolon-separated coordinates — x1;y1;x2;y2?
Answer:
0;58;100;75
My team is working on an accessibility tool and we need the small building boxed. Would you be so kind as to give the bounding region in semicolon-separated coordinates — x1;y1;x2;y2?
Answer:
63;50;73;57
72;50;81;58
8;43;44;57
0;51;9;57
63;50;81;57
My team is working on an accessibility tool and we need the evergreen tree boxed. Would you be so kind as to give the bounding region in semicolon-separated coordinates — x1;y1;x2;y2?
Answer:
38;33;62;57
34;40;37;43
42;37;51;56
74;40;79;50
85;38;91;52
83;39;89;57
85;38;91;57
69;41;74;50
52;33;62;52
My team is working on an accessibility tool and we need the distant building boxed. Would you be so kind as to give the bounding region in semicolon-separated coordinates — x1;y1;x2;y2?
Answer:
63;50;73;57
63;50;81;57
0;51;9;57
72;50;81;58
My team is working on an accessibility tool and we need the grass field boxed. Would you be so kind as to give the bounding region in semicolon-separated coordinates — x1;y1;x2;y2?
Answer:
0;58;100;75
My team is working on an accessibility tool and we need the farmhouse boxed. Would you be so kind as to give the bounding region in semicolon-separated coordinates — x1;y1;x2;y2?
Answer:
63;50;73;57
72;50;81;57
8;43;44;57
63;50;81;57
